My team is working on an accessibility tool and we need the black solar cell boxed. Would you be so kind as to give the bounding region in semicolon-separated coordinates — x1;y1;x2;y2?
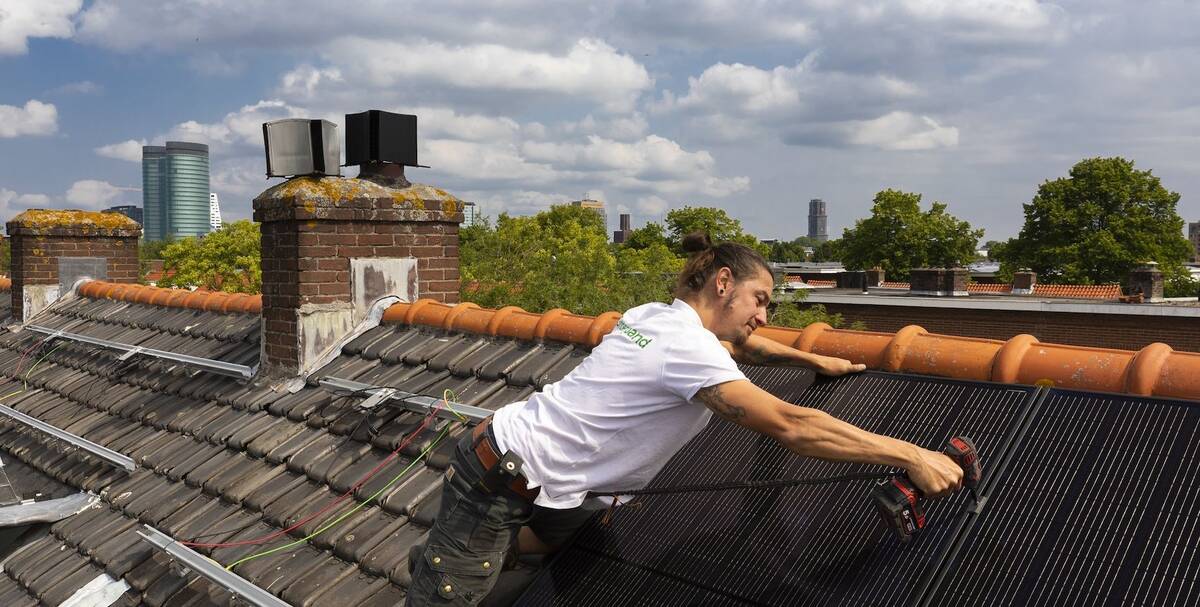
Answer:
518;370;1037;606
925;388;1200;607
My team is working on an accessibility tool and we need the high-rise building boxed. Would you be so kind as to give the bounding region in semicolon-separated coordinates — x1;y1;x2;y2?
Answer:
105;205;143;226
209;193;223;232
613;213;632;244
808;198;828;243
462;202;479;228
142;141;211;241
570;198;607;235
1190;222;1200;261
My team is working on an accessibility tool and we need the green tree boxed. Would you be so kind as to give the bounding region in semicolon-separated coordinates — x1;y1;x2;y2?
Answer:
621;222;669;250
838;189;982;280
664;206;769;256
769;236;819;262
139;237;173;281
995;157;1193;294
157;220;261;293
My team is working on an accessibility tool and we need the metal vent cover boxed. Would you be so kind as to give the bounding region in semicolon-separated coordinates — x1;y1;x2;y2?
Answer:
262;118;340;178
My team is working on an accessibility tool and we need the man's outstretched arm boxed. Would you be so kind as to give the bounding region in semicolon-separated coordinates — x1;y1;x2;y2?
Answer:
693;379;961;497
723;333;866;376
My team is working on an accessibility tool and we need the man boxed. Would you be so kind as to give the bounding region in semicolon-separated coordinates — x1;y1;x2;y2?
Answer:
407;234;964;605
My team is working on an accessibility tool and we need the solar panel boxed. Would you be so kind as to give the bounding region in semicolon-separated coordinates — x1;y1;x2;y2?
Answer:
925;388;1200;607
518;370;1038;606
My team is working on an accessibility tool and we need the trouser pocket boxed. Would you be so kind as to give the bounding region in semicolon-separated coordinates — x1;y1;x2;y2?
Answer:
422;542;504;603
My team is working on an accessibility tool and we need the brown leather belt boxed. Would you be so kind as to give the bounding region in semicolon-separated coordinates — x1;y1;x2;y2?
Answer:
472;417;539;502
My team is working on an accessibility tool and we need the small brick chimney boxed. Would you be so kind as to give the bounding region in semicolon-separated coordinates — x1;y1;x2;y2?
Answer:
253;174;462;378
1128;262;1164;303
6;209;140;322
1012;269;1037;295
865;267;885;288
909;267;969;297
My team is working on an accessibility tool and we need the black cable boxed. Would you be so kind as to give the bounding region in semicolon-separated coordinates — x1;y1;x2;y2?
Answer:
589;471;893;498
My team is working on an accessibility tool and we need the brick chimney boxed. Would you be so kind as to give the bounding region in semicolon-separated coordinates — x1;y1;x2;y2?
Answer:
865;267;885;288
1128;261;1164;303
1012;269;1037;295
909;267;969;297
253;177;462;378
6;209;140;322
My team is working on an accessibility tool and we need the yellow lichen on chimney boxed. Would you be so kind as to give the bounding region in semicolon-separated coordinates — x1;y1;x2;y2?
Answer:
260;176;461;214
10;209;140;231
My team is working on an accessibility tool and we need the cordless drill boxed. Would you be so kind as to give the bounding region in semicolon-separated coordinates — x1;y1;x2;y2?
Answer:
871;436;981;543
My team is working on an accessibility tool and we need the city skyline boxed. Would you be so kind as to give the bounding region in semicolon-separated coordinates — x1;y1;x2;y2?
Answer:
1;2;1199;242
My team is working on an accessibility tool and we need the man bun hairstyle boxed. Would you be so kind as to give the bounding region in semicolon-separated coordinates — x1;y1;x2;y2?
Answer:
674;231;772;298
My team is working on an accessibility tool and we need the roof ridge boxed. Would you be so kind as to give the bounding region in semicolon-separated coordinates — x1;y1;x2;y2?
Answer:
381;298;1200;401
78;280;262;314
0;277;10;291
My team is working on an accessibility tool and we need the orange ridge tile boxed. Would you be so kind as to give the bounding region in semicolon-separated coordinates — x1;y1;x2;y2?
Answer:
76;280;262;314
879;281;910;289
966;283;1013;293
382;298;1200;401
807;280;836;287
0;277;10;291
1032;283;1121;299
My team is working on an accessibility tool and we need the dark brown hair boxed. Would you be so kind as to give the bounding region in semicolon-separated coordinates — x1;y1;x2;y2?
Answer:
674;231;772;298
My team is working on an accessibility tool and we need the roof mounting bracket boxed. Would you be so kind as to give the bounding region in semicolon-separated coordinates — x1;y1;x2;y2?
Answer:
26;325;256;379
0;403;135;471
137;525;291;607
318;376;491;423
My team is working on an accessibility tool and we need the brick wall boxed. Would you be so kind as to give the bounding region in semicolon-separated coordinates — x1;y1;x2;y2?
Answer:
6;211;140;321
803;301;1200;352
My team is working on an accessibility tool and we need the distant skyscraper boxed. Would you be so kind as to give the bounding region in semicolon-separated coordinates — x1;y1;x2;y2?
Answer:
105;205;143;226
570;198;607;235
613;213;632;244
808;198;828;243
209;193;223;232
142;141;211;241
462;201;479;228
1189;221;1200;261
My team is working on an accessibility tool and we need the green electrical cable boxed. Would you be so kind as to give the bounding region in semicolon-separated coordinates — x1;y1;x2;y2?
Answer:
23;344;63;391
225;424;453;571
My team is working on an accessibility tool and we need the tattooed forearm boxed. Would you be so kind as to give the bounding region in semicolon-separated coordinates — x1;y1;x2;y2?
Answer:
739;343;795;366
694;384;746;421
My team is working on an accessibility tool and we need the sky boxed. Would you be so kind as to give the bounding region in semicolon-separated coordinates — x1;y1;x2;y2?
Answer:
1;0;1198;242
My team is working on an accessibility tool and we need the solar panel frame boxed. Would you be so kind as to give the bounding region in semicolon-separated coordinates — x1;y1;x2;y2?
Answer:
518;369;1041;606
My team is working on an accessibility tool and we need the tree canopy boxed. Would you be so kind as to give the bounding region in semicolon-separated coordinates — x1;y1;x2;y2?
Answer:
994;157;1193;294
837;189;982;279
157;220;262;293
664;206;769;257
769;236;821;263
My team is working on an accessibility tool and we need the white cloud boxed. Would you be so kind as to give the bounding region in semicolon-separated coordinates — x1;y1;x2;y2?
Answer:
64;180;138;208
847;112;959;151
327;37;652;112
0;0;80;55
0;189;52;219
95;139;146;163
0;100;58;137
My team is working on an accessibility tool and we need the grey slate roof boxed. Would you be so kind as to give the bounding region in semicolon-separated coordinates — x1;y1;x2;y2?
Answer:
0;292;591;605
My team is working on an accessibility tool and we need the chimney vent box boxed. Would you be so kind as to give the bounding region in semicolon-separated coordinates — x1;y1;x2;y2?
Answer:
263;119;341;178
344;110;424;167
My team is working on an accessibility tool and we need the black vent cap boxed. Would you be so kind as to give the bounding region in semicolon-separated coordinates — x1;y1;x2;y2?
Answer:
344;110;427;168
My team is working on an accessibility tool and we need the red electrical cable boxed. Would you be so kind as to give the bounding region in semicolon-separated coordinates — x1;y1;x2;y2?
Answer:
180;400;446;549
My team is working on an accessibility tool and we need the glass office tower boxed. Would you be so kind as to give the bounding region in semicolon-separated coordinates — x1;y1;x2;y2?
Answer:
141;141;211;240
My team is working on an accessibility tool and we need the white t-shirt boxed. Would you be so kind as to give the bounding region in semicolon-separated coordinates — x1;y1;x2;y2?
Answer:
491;298;747;509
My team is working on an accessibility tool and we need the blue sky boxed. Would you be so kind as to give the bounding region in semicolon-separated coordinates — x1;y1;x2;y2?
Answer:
2;0;1199;241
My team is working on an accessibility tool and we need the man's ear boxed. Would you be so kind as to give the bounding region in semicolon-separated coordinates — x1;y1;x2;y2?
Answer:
715;267;733;293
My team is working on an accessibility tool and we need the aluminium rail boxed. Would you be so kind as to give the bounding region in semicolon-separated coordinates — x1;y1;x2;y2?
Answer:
0;403;135;470
318;376;492;422
26;325;256;380
137;525;290;607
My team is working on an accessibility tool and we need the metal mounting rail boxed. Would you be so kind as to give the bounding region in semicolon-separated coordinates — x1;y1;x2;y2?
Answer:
137;525;290;607
0;403;135;471
26;325;256;380
318;376;492;423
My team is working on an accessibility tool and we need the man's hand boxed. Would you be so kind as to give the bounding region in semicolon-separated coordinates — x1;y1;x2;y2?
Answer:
812;355;867;377
905;448;963;498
